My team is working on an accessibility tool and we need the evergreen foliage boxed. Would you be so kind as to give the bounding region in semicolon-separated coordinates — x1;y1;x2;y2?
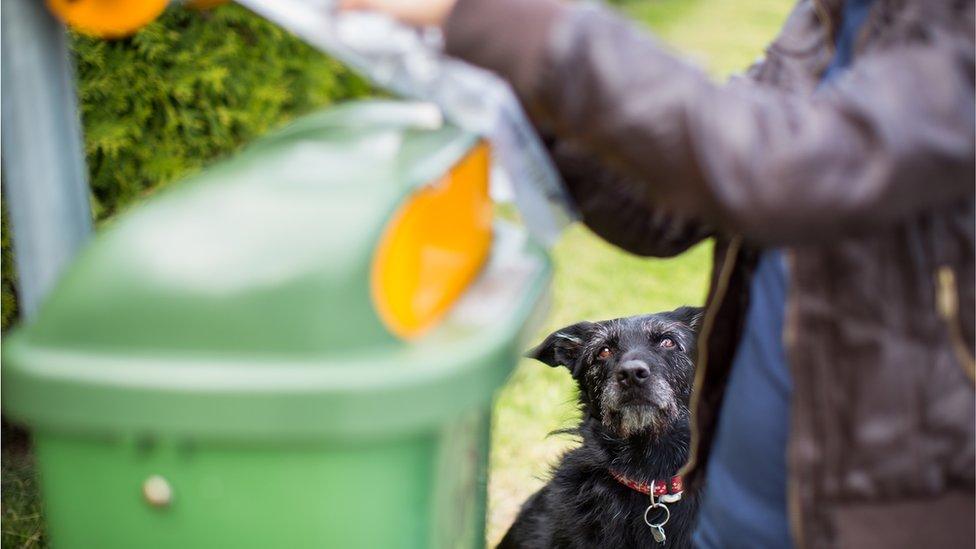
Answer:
1;4;370;329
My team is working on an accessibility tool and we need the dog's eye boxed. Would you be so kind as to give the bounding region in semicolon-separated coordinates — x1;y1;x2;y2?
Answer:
597;347;612;360
659;337;676;349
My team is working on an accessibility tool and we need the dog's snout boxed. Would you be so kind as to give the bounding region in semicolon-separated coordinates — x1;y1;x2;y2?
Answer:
615;360;651;386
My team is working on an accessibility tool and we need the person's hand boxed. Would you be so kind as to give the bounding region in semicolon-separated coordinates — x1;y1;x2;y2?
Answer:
338;0;458;28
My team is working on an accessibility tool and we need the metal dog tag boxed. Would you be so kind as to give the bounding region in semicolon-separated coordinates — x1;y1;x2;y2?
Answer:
645;500;671;544
650;525;666;544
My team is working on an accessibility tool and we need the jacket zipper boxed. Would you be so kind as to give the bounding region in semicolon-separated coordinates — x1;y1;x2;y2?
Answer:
935;265;976;382
792;4;836;543
682;236;742;477
789;4;887;547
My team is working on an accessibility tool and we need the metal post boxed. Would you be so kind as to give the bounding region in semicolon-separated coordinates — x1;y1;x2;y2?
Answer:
2;0;93;318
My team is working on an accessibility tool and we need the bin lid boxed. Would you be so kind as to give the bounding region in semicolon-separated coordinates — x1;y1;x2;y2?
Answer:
2;100;551;440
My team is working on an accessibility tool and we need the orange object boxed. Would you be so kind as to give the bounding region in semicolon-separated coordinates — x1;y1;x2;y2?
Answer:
46;0;167;38
371;143;493;339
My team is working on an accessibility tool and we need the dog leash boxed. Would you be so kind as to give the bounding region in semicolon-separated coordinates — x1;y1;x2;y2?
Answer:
609;470;684;544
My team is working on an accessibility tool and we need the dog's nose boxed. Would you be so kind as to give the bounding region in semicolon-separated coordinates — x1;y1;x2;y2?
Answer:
616;360;650;386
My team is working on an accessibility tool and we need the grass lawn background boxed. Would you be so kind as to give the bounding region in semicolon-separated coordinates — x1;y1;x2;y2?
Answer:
1;1;791;547
486;0;791;544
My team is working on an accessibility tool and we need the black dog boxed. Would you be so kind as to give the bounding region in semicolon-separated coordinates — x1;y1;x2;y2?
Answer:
498;307;703;548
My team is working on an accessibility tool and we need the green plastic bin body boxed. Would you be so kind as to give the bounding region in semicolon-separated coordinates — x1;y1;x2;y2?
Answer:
2;100;552;548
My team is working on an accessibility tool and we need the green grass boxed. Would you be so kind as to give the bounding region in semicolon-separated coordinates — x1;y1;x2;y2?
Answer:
0;1;790;547
485;0;791;544
2;435;44;548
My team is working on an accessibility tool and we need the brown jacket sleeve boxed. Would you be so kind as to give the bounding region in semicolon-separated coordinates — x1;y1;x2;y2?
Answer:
444;0;976;245
547;136;712;257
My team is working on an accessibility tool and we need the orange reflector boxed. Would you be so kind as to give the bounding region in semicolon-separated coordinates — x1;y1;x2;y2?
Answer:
371;143;493;339
46;0;167;38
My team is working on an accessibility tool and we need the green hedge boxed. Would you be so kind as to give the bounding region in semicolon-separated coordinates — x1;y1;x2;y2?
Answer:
1;4;371;329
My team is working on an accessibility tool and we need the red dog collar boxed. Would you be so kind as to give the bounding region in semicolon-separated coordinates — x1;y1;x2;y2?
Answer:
610;470;683;498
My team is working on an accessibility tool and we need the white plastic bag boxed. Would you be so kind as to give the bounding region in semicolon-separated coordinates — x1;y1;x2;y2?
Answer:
236;0;577;245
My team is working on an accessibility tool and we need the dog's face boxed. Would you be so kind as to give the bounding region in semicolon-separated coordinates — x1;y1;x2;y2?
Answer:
527;307;702;438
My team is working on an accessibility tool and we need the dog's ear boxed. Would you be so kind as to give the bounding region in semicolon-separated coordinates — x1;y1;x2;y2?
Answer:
525;321;595;368
672;306;705;332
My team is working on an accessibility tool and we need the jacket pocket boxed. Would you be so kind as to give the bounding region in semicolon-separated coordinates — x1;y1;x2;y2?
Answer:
935;265;976;382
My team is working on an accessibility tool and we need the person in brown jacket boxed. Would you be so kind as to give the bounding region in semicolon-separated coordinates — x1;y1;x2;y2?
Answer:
346;0;975;547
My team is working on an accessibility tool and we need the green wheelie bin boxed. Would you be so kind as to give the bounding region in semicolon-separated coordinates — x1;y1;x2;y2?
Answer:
2;99;552;548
